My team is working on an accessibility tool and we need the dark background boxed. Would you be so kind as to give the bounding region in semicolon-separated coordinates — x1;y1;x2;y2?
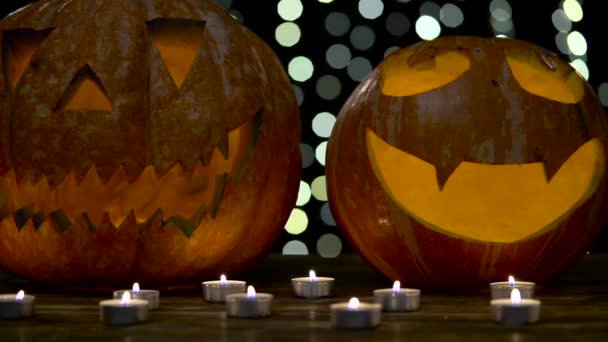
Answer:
1;0;607;256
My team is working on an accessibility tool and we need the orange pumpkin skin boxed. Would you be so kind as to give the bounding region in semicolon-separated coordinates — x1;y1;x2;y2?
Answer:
326;36;608;291
0;1;301;286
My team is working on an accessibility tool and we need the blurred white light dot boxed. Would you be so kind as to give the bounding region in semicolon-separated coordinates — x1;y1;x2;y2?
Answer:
563;0;583;22
567;31;587;56
554;32;570;54
317;233;342;258
440;3;464;28
491;8;511;21
296;181;312;206
358;0;384;20
300;143;315;168
282;240;309;255
284;208;308;235
326;44;352;69
292;84;304;106
318;0;334;3
385;12;410;36
491;17;513;32
420;1;441;19
325;12;351;36
312;112;336;138
495;34;508;38
490;0;512;19
275;22;301;47
316;75;342;100
551;9;572;32
598;83;608;107
315;141;327;166
415;15;441;40
312;176;328;201
277;0;304;21
288;56;314;82
347;57;373;82
350;25;376;50
320;203;336;226
384;46;400;57
569;59;589;80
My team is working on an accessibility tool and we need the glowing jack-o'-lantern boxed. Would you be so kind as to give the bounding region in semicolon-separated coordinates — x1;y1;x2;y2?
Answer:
0;0;301;286
326;36;608;290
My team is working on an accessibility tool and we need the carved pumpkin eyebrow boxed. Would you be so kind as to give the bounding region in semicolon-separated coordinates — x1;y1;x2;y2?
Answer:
379;48;471;97
2;28;53;90
505;48;583;104
146;18;206;89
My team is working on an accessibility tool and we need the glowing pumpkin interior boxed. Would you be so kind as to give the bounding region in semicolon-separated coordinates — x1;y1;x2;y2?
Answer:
1;21;260;232
369;47;604;243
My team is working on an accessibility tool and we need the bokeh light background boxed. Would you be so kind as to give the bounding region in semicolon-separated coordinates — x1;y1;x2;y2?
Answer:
2;0;607;257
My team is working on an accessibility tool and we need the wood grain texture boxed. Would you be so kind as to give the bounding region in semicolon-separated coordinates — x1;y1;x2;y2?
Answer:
0;254;606;341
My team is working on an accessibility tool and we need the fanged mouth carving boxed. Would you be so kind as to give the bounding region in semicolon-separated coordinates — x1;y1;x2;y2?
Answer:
366;129;605;243
0;112;262;237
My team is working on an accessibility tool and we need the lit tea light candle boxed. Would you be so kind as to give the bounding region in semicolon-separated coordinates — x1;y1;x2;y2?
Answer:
202;274;246;303
225;286;273;318
291;270;335;298
490;275;535;299
0;290;35;319
100;291;149;325
113;282;159;310
330;297;382;329
373;280;420;312
490;288;541;325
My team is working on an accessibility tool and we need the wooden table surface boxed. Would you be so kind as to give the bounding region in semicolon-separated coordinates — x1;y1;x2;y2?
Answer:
0;253;607;341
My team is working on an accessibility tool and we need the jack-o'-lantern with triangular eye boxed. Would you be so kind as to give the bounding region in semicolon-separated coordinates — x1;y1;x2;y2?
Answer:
0;0;301;286
327;36;608;290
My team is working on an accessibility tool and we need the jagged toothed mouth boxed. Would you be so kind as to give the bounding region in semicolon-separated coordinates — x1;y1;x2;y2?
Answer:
0;112;262;237
366;129;605;242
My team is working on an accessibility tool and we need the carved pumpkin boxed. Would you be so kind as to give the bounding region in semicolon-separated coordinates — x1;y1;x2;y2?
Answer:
0;0;301;286
326;36;608;290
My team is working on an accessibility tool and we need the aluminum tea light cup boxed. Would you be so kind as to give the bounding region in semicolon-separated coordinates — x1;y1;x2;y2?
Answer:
490;288;541;326
225;286;273;318
203;274;246;303
330;297;382;329
292;270;334;298
0;290;34;319
373;281;420;312
113;282;159;310
100;292;149;325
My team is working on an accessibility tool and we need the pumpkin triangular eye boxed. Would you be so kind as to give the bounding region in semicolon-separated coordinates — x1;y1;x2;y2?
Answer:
2;28;53;90
146;19;206;89
59;64;112;112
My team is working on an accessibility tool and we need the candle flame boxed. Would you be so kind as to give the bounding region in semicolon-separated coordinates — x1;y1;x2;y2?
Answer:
16;290;25;301
309;270;317;282
510;288;522;305
392;280;401;293
132;282;140;293
348;297;360;310
220;274;227;285
121;291;131;305
247;285;256;299
508;275;516;286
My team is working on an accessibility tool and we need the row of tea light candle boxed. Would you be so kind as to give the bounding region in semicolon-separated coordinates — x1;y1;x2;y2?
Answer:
0;272;541;328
